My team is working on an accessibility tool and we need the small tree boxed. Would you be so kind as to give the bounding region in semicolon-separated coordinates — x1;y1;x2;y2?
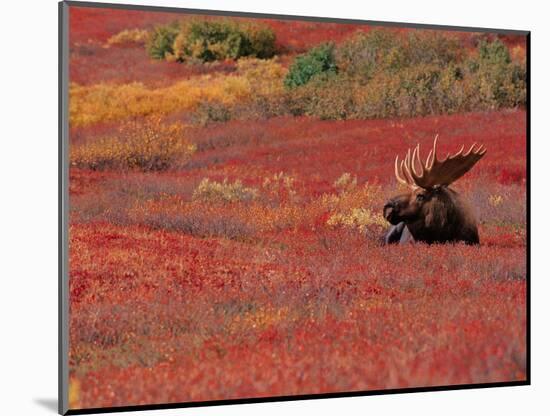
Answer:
284;43;337;88
173;20;276;62
146;22;180;60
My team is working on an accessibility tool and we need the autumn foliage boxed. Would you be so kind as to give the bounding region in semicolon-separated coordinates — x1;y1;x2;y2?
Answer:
67;6;527;410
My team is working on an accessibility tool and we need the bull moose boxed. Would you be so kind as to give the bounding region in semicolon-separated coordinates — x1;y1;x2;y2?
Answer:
383;135;486;245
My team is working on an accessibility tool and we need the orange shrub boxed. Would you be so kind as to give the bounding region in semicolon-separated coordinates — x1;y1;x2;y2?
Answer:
70;116;195;170
69;58;286;127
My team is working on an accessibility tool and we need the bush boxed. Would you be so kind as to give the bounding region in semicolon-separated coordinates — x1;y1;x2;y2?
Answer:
466;39;526;108
333;173;358;193
192;100;233;126
324;180;386;236
335;30;399;80
327;208;386;232
477;39;511;65
246;25;277;59
146;22;179;60
172;20;276;62
284;43;337;88
399;31;463;69
229;58;289;119
70;116;195;171
394;64;443;116
289;74;357;119
107;29;149;47
69;58;286;127
261;172;297;204
285;32;526;120
335;29;462;80
192;178;258;203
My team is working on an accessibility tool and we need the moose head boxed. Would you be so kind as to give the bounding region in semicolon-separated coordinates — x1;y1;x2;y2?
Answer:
383;135;486;245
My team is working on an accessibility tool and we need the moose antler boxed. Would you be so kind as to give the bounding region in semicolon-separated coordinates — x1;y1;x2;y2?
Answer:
394;135;487;189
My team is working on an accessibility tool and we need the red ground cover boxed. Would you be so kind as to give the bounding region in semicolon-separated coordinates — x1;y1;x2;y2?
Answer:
69;110;527;408
66;5;527;410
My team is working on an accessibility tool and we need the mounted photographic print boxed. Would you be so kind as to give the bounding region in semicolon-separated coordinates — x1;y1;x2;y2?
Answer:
59;1;530;414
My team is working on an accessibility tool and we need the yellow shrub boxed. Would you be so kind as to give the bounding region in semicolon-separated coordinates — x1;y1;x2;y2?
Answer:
327;208;386;231
323;179;386;233
262;171;297;202
69;59;285;127
322;181;384;212
489;194;504;207
333;172;357;193
68;377;81;409
106;28;149;47
70;116;195;170
236;58;287;96
192;178;258;203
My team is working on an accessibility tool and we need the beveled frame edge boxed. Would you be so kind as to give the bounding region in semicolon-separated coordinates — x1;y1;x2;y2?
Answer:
58;1;531;415
59;1;70;414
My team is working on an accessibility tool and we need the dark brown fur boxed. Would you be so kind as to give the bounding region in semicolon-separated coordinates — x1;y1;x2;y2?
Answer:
383;186;479;245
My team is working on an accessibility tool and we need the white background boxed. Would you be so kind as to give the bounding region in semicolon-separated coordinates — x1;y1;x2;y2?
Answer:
0;0;547;414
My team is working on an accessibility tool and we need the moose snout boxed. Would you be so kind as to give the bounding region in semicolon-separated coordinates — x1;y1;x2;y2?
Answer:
383;201;399;224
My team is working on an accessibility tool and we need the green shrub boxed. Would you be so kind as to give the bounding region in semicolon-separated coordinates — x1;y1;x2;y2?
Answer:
284;43;337;88
399;31;463;68
468;39;525;108
336;30;399;79
173;20;276;62
146;22;180;60
246;25;276;59
478;39;511;65
284;32;526;119
336;29;462;80
292;65;445;120
395;64;442;116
